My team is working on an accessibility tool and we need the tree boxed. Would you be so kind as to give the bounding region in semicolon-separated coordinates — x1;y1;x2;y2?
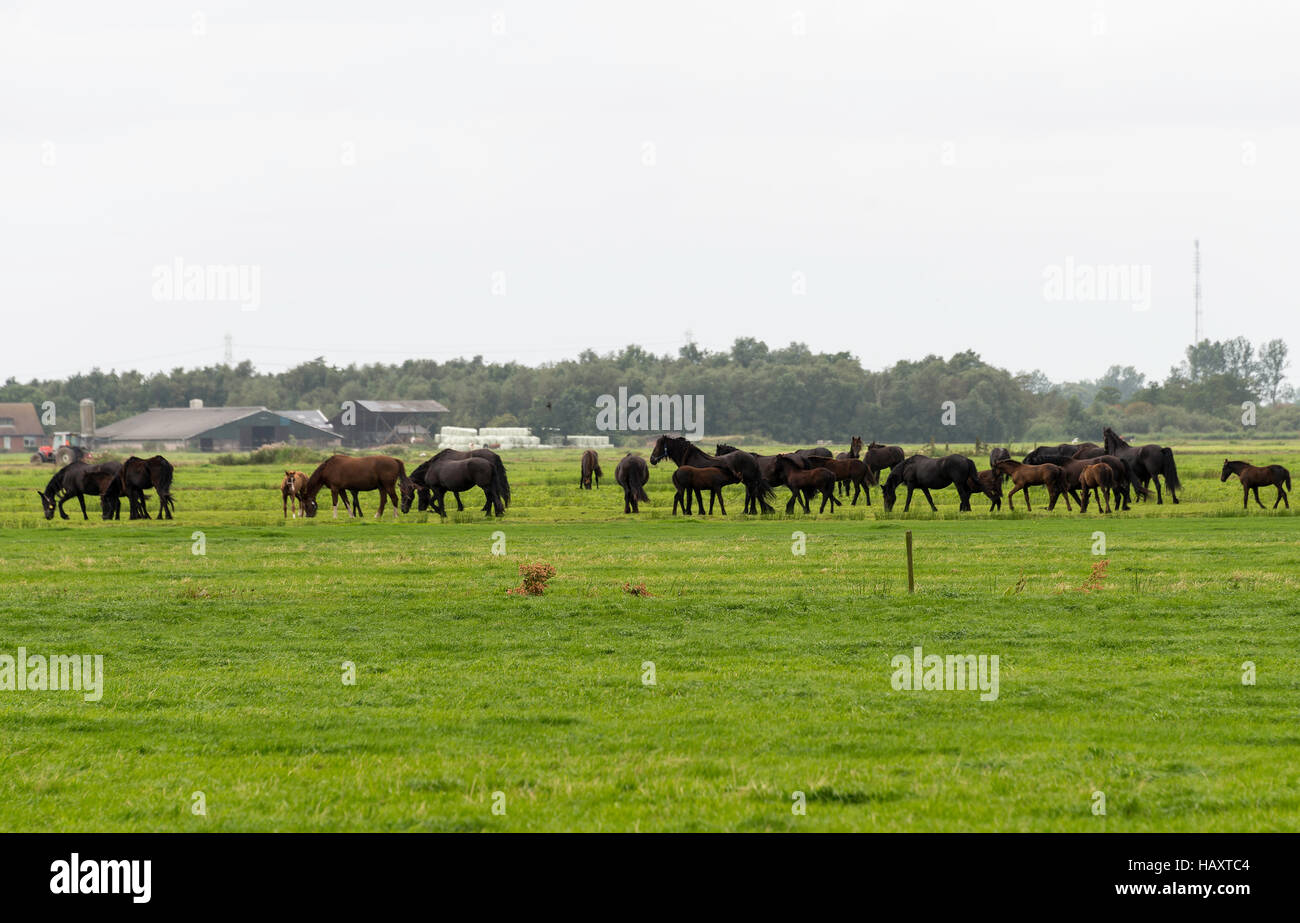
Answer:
1256;339;1291;404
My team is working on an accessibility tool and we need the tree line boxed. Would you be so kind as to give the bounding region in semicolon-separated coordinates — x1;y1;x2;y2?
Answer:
2;336;1293;445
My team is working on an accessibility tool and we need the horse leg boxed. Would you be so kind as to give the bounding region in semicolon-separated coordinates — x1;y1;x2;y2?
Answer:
1277;486;1289;509
903;486;914;512
917;487;935;511
1253;486;1265;509
1102;488;1111;514
1242;485;1249;509
1152;476;1164;504
77;493;88;520
786;490;797;515
1006;486;1017;511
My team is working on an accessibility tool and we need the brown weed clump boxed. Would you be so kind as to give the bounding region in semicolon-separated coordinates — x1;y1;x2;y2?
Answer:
622;582;653;597
508;562;556;596
1079;559;1109;593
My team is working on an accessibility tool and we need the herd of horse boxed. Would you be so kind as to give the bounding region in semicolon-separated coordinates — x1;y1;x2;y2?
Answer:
31;426;1293;522
36;455;175;521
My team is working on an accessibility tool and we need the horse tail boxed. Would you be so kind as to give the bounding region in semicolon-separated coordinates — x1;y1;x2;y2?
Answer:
491;455;511;507
1285;468;1292;492
1160;448;1181;490
154;457;174;495
395;459;411;491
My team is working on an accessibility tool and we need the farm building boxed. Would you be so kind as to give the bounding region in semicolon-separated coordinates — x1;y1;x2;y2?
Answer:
0;402;44;453
94;404;342;452
326;399;450;446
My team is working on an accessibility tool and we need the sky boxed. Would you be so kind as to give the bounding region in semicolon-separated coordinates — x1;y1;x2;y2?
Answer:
2;1;1297;387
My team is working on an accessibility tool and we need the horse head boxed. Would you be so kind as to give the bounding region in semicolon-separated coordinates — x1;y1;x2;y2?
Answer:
650;434;685;466
849;436;863;457
35;490;57;520
1220;459;1234;482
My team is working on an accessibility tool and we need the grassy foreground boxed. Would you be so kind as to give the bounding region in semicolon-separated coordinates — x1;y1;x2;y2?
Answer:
0;445;1297;831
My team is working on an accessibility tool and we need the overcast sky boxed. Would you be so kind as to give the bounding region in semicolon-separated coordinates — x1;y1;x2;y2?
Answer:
3;1;1297;387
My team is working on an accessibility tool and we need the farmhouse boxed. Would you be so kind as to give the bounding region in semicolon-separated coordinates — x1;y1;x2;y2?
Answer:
94;404;342;452
326;399;450;446
0;403;44;453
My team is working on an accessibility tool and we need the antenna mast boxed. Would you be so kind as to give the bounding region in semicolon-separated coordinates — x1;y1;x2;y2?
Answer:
1193;240;1202;343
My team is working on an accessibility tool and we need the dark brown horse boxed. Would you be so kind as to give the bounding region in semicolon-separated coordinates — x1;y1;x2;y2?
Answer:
672;465;738;515
404;455;504;517
1079;463;1115;513
303;455;408;518
653;435;774;514
993;458;1072;511
1221;459;1291;509
973;469;1002;511
36;461;123;520
118;455;175;519
866;441;906;475
805;454;876;505
1102;428;1181;503
771;454;841;514
835;436;865;495
579;450;603;490
614;453;650;514
1022;450;1147;510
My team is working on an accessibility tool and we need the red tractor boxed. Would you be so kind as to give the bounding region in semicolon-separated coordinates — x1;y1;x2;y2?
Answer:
32;432;90;467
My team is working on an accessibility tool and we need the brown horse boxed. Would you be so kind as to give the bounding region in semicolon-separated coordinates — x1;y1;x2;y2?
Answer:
972;469;1002;511
772;454;841;514
303;455;409;518
579;450;603;490
806;454;876;505
1221;459;1291;509
835;436;865;495
1079;463;1115;513
281;470;308;518
994;458;1072;511
614;453;650;513
671;465;738;515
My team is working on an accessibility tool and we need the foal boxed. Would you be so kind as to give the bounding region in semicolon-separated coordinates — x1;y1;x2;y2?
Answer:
281;470;308;518
579;450;602;490
773;454;842;514
994;459;1072;512
671;465;738;515
1079;463;1115;514
1221;459;1291;509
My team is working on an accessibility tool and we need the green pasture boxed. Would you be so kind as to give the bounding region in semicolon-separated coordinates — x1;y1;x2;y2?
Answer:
0;442;1297;831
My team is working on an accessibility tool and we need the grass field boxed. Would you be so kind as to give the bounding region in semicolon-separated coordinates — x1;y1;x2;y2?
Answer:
1;442;1297;831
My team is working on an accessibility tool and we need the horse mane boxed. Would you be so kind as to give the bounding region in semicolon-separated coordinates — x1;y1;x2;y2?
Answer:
1102;427;1130;449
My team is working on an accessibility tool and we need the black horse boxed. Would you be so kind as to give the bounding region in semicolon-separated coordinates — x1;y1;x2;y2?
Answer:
614;453;651;514
119;456;175;519
404;448;510;514
881;454;988;512
36;461;123;520
866;441;906;475
403;454;504;517
652;435;774;514
1102;428;1181;503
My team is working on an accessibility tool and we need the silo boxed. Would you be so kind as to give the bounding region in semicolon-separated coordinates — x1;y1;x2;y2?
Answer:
79;399;95;437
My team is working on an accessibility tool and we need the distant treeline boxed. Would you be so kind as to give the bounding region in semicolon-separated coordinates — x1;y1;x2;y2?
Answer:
2;336;1294;444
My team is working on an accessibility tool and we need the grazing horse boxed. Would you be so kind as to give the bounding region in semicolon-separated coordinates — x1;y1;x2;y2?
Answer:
579;450;603;490
988;447;1012;484
671;465;738;515
652;435;774;514
835;436;865;495
882;455;988;512
404;449;510;514
614;453;650;514
406;455;504;517
303;455;408;519
771;454;841;514
993;459;1072;512
1079;463;1115;514
973;469;1002;511
36;461;123;520
805;454;876;505
1102;428;1181;503
281;470;308;518
119;455;175;519
1023;450;1146;510
1221;460;1291;510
